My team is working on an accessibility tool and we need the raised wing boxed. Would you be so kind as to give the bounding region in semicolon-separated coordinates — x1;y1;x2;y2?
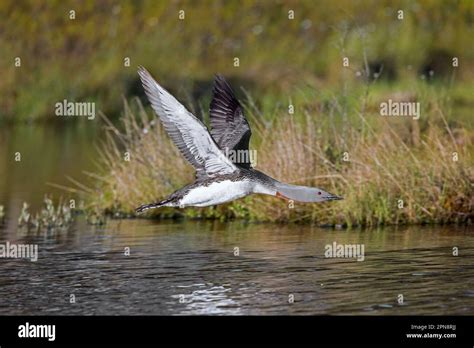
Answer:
138;67;237;179
209;75;252;169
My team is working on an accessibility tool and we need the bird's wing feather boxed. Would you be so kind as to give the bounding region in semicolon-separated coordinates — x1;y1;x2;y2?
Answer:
209;75;252;168
138;67;237;179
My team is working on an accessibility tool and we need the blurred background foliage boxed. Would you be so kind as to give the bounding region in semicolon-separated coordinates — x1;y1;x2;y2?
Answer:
0;0;472;224
0;0;472;122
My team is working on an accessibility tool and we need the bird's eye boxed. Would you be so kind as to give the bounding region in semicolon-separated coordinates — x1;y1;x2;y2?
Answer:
318;192;322;195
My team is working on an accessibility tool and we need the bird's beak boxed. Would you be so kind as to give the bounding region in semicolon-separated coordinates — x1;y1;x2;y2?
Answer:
328;194;343;201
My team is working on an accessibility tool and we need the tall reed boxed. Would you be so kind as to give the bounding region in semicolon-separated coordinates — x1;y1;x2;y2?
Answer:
89;94;473;226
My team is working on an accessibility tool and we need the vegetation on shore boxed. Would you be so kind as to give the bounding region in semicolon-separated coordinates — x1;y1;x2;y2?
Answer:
83;77;473;226
13;196;106;229
2;1;472;226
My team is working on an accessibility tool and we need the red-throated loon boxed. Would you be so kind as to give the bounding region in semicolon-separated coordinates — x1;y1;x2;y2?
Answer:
135;67;342;213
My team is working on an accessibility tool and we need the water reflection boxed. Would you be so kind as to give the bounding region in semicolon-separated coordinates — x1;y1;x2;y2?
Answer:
0;121;99;213
0;219;472;315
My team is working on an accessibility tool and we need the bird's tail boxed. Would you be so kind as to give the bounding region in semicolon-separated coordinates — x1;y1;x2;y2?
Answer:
135;198;173;214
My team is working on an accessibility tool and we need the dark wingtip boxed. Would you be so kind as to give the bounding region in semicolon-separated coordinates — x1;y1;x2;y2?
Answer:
214;73;225;81
213;74;226;91
212;74;238;101
214;74;231;89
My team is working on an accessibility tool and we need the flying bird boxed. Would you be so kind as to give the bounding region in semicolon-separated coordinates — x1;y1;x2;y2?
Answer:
135;67;342;213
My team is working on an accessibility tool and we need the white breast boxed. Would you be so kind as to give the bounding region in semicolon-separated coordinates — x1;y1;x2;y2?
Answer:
180;180;252;207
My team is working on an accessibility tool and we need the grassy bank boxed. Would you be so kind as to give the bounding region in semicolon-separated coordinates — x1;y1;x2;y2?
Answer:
83;77;473;226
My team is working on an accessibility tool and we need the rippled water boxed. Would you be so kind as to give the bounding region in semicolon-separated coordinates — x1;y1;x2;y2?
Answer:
0;218;472;315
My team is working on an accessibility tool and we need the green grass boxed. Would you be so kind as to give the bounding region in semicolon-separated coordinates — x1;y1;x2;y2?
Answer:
2;1;472;225
82;78;473;226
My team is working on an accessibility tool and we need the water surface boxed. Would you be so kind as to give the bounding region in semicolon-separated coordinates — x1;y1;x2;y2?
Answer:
0;121;99;212
0;219;472;315
1;119;473;316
